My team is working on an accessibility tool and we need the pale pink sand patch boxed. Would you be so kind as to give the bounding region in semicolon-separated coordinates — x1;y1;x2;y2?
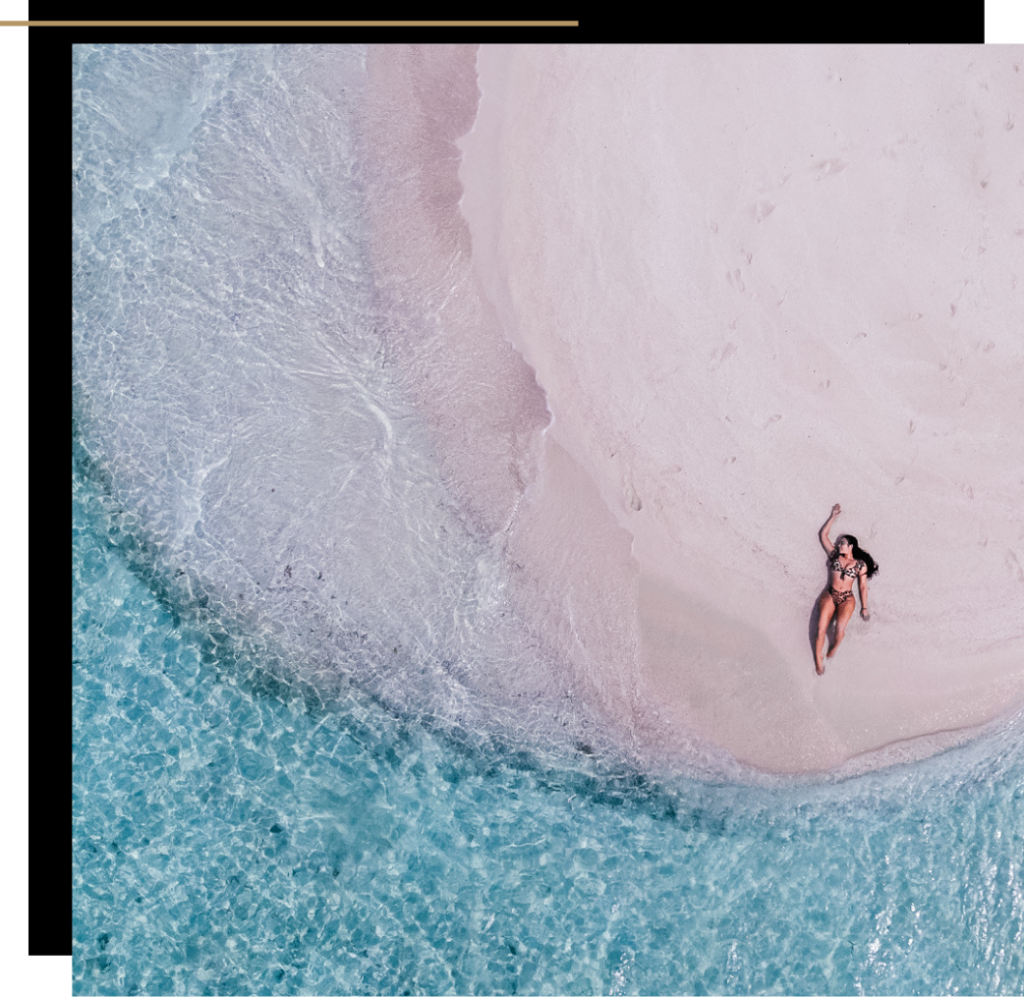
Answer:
366;45;1024;775
458;44;1024;774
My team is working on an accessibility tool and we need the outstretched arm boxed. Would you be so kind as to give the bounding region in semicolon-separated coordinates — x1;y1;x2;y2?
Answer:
858;570;870;619
819;503;841;554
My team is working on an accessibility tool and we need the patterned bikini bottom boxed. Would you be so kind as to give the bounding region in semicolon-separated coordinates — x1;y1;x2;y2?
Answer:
828;586;855;607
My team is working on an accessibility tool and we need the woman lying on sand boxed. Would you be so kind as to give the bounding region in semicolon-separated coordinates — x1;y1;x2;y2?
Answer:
815;504;879;675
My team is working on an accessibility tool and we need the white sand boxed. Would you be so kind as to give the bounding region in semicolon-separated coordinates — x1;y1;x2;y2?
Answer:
358;45;1024;775
455;45;1024;773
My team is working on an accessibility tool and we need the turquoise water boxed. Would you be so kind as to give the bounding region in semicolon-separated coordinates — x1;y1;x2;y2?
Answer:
73;451;1024;996
72;44;1024;995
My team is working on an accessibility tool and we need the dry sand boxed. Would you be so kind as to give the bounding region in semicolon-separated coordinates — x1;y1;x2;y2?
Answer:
366;45;1024;775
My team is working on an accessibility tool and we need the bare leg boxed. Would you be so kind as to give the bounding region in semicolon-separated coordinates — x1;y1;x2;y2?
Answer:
815;591;835;675
826;596;858;658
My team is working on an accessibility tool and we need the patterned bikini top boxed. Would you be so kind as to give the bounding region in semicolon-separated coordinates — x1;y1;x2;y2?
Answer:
830;551;863;579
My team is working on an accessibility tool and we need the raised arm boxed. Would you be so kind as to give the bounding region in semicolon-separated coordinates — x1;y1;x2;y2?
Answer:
819;503;841;554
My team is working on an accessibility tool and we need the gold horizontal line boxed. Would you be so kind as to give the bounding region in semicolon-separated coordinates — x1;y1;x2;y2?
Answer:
1;20;579;27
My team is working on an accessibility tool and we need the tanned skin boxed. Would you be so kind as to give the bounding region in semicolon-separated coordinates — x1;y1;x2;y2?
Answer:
815;503;869;675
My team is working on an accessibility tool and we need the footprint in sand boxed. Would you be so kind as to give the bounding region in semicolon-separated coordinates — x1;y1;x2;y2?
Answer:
710;341;738;370
625;480;643;512
814;158;846;180
726;269;745;292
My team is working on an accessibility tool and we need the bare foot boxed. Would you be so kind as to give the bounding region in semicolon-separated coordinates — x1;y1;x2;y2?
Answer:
826;646;838;659
815;660;825;675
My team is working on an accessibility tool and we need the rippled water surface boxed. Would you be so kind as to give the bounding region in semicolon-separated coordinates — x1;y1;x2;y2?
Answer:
72;459;1024;996
73;44;1024;996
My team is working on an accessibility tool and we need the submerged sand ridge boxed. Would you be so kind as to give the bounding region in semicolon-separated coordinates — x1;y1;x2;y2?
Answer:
368;44;1024;775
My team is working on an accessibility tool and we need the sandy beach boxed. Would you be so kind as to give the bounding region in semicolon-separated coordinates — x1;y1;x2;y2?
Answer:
71;45;1024;995
364;44;1024;775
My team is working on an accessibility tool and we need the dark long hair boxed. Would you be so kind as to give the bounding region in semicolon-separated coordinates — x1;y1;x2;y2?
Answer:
836;535;879;578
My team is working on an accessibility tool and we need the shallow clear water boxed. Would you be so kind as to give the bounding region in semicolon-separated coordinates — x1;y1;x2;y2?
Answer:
72;44;1024;996
72;455;1024;996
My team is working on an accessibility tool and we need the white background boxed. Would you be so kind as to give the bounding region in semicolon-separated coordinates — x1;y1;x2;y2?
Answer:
1;4;1018;997
0;0;40;994
989;0;1024;40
